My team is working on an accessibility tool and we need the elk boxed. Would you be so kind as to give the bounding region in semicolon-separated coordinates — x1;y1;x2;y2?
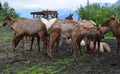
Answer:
57;20;96;49
56;14;74;48
101;14;120;60
47;19;80;58
85;25;111;53
3;16;48;53
46;18;103;58
65;14;73;20
77;19;111;53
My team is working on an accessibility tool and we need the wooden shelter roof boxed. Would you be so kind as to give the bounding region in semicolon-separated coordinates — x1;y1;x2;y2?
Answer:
30;10;58;15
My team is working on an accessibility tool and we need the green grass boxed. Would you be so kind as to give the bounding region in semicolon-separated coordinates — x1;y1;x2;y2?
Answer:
0;32;13;42
14;52;99;74
104;36;116;39
104;32;116;39
0;25;13;42
16;57;75;74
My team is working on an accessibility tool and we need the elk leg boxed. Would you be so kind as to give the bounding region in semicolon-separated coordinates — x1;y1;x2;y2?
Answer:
22;37;25;50
37;36;40;51
93;40;96;50
116;39;120;60
13;35;24;52
53;36;60;52
71;38;77;58
71;31;81;58
58;37;62;49
38;32;47;55
47;29;60;58
97;40;100;52
21;36;26;50
86;40;91;53
77;38;82;56
29;36;35;51
22;36;28;50
71;36;79;58
48;34;59;58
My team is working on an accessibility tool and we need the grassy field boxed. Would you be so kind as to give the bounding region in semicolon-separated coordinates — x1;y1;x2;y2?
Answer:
0;23;13;42
0;23;120;74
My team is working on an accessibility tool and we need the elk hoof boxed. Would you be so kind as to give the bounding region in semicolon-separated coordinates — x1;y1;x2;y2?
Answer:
49;55;52;59
73;55;76;58
48;54;52;59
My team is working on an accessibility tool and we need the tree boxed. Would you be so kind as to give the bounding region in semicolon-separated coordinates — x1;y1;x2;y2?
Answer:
76;3;119;38
0;2;2;11
0;2;19;18
77;3;120;24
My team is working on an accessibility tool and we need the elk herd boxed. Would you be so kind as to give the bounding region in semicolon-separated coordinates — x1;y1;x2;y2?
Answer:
2;13;120;60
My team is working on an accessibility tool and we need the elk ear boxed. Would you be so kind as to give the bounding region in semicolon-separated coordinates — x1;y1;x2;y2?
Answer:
71;14;73;16
110;13;117;20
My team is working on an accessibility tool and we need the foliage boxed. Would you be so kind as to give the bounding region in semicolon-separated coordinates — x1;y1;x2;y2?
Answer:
76;3;120;23
76;3;120;38
0;2;19;21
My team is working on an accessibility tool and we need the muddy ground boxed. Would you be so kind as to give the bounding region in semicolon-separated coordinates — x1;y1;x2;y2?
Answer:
0;24;120;74
0;39;120;74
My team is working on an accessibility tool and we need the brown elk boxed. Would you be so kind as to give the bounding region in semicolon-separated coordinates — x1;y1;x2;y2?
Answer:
3;16;47;52
47;19;103;58
57;14;73;47
98;25;111;35
101;14;120;60
47;19;79;58
86;25;111;53
78;19;111;53
65;14;73;20
58;20;97;49
61;20;111;54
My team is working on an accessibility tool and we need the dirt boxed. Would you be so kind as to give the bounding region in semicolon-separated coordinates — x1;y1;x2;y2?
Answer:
0;39;120;74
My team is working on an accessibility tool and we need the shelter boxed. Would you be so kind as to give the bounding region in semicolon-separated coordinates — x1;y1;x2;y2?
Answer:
30;10;58;19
